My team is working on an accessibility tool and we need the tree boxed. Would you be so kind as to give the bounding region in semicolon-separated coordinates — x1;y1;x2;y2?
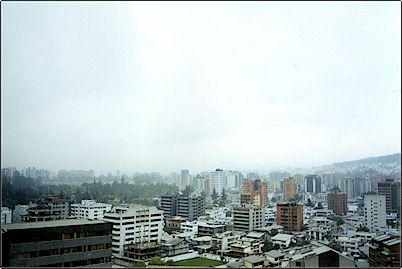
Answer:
262;240;280;252
222;188;227;202
315;202;323;209
211;188;218;204
329;241;342;252
148;257;166;266
271;197;277;203
306;198;315;207
357;225;370;232
166;260;175;266
270;229;278;236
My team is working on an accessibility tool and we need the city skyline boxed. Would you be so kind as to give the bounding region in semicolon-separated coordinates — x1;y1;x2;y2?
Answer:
2;2;401;175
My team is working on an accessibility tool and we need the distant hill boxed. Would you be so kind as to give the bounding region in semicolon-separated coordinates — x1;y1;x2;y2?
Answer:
314;153;401;176
332;153;401;167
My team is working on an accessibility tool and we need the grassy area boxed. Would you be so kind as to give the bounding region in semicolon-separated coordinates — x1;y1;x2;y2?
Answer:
173;257;223;267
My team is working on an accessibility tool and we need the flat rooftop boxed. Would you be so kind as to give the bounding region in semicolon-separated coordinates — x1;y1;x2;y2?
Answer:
2;219;107;231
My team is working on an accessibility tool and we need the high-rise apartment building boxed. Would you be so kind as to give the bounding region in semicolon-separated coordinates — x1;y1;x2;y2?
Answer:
304;175;321;194
160;194;205;222
160;195;177;221
176;195;205;221
2;219;112;267
364;195;386;232
242;179;268;206
209;169;227;196
233;205;265;231
378;179;400;214
276;202;303;231
180;170;190;188
103;206;163;257
327;192;347;215
283;177;296;201
70;200;112;220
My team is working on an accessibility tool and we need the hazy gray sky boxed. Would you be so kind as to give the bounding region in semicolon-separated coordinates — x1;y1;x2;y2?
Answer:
2;2;401;175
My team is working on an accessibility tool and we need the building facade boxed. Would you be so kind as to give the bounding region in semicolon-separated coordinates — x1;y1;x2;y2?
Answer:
103;206;164;257
233;205;265;231
209;169;227;196
242;179;268;206
364;195;387;232
1;207;12;224
70;200;112;220
276;202;303;231
2;219;112;267
327;192;347;215
283;177;296;201
304;175;321;194
378;179;400;214
23;195;70;222
369;233;400;267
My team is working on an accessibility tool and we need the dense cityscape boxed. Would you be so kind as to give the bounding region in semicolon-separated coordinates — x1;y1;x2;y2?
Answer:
1;153;401;267
2;1;400;268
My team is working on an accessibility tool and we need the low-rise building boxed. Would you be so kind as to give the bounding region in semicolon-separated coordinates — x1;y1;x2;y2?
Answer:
23;195;70;222
70;200;112;220
242;255;265;268
369;233;400;267
264;249;286;267
337;236;361;259
271;233;295;248
166;216;187;232
211;231;244;253
12;205;29;223
180;220;199;234
161;238;190;257
1;207;12;224
284;244;355;267
122;242;162;261
197;221;227;236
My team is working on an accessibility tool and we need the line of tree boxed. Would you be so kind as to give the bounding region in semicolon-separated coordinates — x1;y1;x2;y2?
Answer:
2;175;178;209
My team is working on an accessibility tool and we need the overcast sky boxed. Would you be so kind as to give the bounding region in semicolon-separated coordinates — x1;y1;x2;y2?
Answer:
1;2;401;175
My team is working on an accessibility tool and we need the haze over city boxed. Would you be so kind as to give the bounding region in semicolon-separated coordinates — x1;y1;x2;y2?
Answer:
2;2;401;175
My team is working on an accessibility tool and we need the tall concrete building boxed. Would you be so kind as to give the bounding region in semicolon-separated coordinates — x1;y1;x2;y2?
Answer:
364;195;386;232
2;219;112;267
180;169;190;188
209;169;227;196
327;192;347;215
160;194;205;222
160;195;177;221
283;177;296;201
233;205;265;231
378;179;400;214
103;206;163;257
304;175;321;194
176;195;205;221
276;202;303;231
242;179;268;206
